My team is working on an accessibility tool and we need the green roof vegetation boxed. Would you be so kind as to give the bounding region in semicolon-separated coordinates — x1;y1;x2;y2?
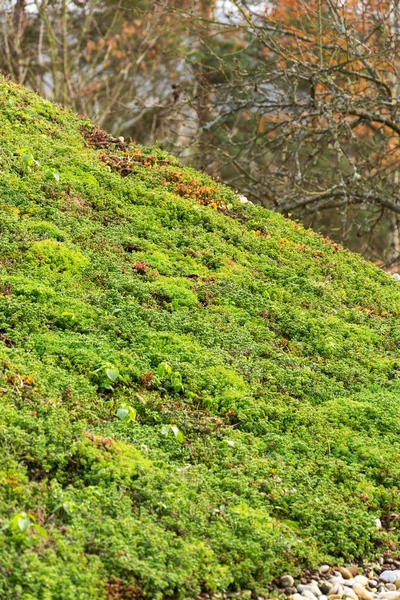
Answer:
0;78;400;600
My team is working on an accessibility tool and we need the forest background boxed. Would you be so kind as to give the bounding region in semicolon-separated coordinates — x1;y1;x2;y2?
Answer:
2;0;400;267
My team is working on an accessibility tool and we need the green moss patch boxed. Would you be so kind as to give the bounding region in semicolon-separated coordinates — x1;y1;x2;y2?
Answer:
0;78;399;599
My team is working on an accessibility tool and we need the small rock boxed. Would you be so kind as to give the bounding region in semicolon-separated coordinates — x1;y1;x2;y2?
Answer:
117;136;125;143
375;517;383;529
344;586;358;600
395;579;400;590
328;595;342;600
329;585;344;596
319;583;333;595
303;584;322;597
281;576;295;588
379;594;400;600
237;194;252;205
339;568;354;580
387;585;397;592
288;594;303;600
348;567;359;577
320;566;331;575
285;588;296;596
380;573;398;584
302;591;317;600
368;580;378;588
354;576;369;587
380;558;385;566
330;577;345;585
353;584;374;600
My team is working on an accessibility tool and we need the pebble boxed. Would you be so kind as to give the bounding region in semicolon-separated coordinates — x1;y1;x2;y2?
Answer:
387;585;398;592
320;566;330;575
302;591;317;600
354;576;369;587
353;584;374;600
319;583;333;594
368;580;378;588
328;585;344;596
396;579;400;590
305;584;322;597
330;577;345;585
288;594;303;600
378;593;400;600
339;567;354;580
380;572;399;584
281;576;295;588
237;194;252;205
343;586;358;600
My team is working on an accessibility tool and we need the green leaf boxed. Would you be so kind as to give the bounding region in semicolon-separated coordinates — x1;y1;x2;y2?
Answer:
175;430;184;444
116;407;129;420
22;153;34;167
17;516;30;533
32;523;48;539
170;425;184;443
157;361;172;377
116;404;136;423
106;368;118;382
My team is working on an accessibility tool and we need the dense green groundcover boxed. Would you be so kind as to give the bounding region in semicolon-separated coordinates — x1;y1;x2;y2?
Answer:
0;78;400;599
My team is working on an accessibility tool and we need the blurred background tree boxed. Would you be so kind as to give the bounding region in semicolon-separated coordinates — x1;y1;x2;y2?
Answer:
1;0;400;267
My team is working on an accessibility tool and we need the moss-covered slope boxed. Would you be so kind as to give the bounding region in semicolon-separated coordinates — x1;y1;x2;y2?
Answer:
0;78;400;599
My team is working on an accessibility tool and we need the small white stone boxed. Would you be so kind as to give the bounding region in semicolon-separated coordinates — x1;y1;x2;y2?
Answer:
353;584;374;600
380;573;398;584
305;583;322;597
320;565;331;574
237;194;251;204
344;587;358;600
302;591;317;600
354;576;369;587
392;273;400;281
378;593;400;600
329;585;344;596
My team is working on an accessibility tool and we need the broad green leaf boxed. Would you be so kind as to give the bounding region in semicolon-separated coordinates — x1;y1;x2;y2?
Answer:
157;362;172;377
116;407;129;420
32;523;48;539
22;153;34;167
106;368;118;382
17;516;30;533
